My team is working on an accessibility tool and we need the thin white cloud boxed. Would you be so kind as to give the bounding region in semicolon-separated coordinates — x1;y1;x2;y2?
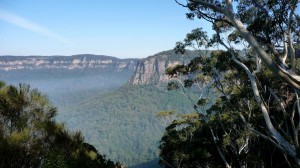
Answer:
0;9;71;44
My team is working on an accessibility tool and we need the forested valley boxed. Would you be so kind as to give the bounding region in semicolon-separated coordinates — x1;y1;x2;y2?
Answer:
1;0;300;168
0;51;204;167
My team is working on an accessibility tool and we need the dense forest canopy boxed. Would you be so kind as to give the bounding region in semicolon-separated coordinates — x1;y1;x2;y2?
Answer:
1;1;300;167
159;0;300;167
0;81;121;167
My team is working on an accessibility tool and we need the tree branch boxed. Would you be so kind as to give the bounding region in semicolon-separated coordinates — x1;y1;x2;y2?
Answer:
287;0;298;71
215;28;298;162
190;0;300;90
193;0;225;13
175;0;188;7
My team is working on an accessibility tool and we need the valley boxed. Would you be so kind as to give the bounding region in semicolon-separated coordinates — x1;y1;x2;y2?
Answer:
0;50;200;167
2;1;299;167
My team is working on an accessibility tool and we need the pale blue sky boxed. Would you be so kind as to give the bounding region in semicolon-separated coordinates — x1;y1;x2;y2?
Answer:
0;0;211;58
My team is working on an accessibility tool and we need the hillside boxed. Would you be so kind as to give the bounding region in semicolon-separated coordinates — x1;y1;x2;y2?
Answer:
58;84;196;167
0;50;204;167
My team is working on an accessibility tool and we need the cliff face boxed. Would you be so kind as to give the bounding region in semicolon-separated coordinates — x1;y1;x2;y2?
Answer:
130;56;180;84
130;50;198;85
0;50;199;84
0;54;138;71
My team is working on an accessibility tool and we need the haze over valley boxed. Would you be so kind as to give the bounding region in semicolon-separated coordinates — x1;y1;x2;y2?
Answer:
0;50;203;167
1;1;300;167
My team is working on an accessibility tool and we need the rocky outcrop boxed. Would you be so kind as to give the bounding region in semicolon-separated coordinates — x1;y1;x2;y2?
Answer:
0;54;138;71
130;50;198;85
0;50;200;84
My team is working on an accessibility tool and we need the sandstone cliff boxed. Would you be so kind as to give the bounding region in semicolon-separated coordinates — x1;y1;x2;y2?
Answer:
0;50;200;84
0;54;138;71
130;50;198;85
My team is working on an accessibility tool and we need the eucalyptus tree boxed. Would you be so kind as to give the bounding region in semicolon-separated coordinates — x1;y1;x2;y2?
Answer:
159;0;300;167
175;0;300;89
0;81;121;167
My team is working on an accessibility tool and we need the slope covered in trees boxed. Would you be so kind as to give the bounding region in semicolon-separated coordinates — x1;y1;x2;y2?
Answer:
0;81;121;167
0;50;204;167
0;50;220;167
58;84;199;167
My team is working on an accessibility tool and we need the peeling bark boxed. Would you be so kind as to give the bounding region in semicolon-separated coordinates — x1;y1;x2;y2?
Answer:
193;0;300;91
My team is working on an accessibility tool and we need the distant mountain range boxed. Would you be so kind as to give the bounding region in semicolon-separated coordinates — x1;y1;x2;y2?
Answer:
0;50;201;85
1;49;298;167
0;50;204;167
0;54;138;71
1;48;299;85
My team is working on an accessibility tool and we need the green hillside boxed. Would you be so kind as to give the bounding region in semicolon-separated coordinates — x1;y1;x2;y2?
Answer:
0;51;208;167
57;84;197;167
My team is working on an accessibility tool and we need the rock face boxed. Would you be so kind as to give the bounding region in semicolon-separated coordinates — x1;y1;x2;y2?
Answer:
130;50;198;85
0;50;200;84
0;54;138;71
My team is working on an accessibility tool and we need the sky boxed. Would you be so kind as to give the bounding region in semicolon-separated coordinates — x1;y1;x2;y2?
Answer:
0;0;212;58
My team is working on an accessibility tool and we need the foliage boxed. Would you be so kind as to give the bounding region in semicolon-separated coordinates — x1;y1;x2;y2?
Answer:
58;84;197;167
0;81;121;168
0;51;202;167
160;0;300;167
161;46;299;167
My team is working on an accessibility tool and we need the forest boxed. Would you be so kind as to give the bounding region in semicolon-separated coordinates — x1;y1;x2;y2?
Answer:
0;81;121;167
1;0;300;168
60;84;201;166
159;0;300;167
0;60;204;167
